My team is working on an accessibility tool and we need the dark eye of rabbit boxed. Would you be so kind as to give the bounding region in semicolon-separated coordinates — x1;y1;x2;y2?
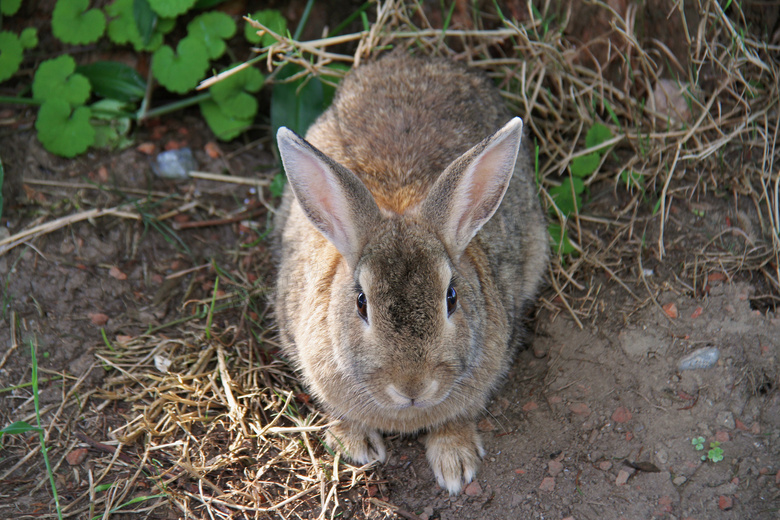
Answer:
446;283;457;316
356;291;368;322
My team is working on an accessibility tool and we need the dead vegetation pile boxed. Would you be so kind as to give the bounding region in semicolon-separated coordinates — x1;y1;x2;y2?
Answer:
2;1;778;519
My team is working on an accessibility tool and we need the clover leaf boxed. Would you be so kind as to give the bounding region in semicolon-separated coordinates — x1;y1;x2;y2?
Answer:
245;9;287;46
19;28;39;49
210;66;264;118
0;32;23;82
585;122;613;150
549;223;577;256
187;12;236;59
549;176;584;217
1;0;21;15
106;0;174;51
200;99;254;141
152;36;209;94
52;0;106;45
570;152;600;177
148;0;196;18
35;100;95;157
32;56;91;105
692;436;705;450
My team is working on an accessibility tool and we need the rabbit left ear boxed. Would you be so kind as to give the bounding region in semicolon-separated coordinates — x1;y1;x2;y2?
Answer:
420;117;524;256
277;127;382;267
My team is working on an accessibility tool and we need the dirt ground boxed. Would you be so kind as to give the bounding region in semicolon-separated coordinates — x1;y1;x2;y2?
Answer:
2;1;780;518
1;114;779;520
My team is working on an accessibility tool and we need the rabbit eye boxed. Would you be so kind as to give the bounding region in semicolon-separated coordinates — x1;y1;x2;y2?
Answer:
446;284;457;316
356;291;368;322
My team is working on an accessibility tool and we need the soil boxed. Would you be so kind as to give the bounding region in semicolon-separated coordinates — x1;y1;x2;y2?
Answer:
1;2;779;519
2;115;779;520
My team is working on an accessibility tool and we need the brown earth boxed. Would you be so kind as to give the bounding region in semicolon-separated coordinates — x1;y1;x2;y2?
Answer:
1;116;778;520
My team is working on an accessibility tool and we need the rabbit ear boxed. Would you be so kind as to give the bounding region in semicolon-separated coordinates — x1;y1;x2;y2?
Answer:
277;127;381;267
420;117;524;257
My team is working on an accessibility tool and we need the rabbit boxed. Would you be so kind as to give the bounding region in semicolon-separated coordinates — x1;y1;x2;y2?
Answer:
273;53;549;494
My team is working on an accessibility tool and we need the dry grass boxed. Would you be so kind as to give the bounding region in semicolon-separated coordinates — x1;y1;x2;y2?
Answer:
2;0;778;518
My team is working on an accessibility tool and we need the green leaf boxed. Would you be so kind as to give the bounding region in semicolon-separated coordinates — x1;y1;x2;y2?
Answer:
210;66;263;118
19;28;38;49
0;32;23;83
35;100;96;157
585;122;613;150
107;0;173;51
151;37;209;94
91;101;133;150
77;61;146;102
245;9;287;46
187;12;236;59
0;0;22;16
0;421;40;435
148;0;196;18
549;177;584;216
548;223;576;256
269;172;286;197
570;152;600;177
200;99;253;141
133;0;157;47
271;64;327;137
32;56;91;105
52;0;107;45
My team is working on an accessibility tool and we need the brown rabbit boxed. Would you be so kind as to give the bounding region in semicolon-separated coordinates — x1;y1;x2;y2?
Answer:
274;54;549;494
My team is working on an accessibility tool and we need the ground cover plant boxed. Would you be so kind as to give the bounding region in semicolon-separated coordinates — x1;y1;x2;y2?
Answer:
0;0;778;519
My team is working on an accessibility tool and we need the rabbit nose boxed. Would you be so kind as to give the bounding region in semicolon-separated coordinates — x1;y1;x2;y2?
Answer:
385;379;440;407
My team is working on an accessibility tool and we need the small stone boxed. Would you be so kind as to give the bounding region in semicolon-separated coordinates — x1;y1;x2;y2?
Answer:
718;495;733;510
612;406;632;423
522;401;539;412
539;476;555;492
569;402;591;416
715;431;730;443
477;418;495;432
716;411;736;430
549;396;563;404
548;460;564;476
511;494;523;507
616;469;631;486
599;461;613;471
750;422;761;434
532;344;548;358
775;470;780;485
66;448;88;466
463;481;482;496
678;347;720;370
655;449;668;464
663;302;679;319
673;476;687;486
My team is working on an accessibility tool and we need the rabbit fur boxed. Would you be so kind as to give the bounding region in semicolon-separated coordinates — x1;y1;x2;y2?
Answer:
274;54;549;494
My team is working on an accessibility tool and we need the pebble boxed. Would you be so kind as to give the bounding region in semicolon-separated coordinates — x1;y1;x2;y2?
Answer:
598;461;613;471
715;430;730;442
615;469;631;486
655;449;668;464
463;481;482;496
152;148;197;179
673;476;687;486
569;402;591;416
612;406;632;423
678;347;720;370
716;411;736;430
522;401;539;412
548;460;564;476
539;476;555;492
718;495;733;510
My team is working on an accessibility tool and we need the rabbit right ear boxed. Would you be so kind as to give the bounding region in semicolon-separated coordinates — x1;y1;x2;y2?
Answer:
277;127;382;267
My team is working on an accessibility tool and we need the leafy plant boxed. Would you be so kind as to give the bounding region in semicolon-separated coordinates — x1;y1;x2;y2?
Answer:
692;436;724;462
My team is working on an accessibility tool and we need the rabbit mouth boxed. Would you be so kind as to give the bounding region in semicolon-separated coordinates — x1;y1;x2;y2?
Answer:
381;380;448;410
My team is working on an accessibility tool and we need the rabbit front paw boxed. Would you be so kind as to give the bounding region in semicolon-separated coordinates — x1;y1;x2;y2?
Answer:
325;421;387;465
424;419;485;495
